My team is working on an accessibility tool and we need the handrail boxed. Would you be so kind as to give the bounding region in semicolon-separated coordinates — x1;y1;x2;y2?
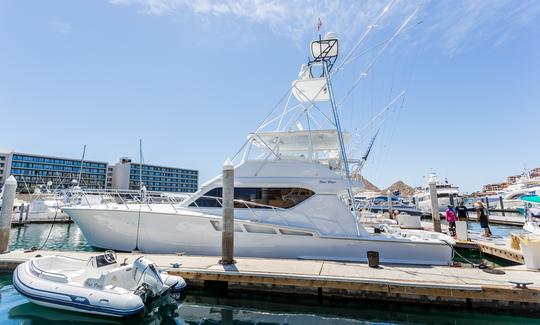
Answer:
30;260;69;283
58;188;317;229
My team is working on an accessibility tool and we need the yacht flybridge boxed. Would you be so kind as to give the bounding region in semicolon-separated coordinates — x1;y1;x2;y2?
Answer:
64;31;454;265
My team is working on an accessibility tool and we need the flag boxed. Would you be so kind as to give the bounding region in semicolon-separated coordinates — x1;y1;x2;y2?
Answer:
317;17;323;32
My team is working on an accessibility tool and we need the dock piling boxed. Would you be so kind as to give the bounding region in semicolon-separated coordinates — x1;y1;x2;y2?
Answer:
0;176;17;253
24;202;29;221
386;190;392;218
220;159;235;265
18;203;24;224
428;175;441;232
499;196;505;216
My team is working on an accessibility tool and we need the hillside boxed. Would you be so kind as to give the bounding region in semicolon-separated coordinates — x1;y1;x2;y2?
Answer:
383;180;415;196
356;177;381;192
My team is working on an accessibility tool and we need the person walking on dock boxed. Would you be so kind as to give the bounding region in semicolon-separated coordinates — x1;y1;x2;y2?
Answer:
456;202;469;222
445;205;457;238
475;201;492;237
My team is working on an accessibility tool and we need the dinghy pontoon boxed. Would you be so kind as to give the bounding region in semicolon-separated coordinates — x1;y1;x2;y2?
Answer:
13;251;186;318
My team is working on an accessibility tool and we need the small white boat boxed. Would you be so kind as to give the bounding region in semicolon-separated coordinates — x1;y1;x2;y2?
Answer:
522;196;540;235
13;251;186;318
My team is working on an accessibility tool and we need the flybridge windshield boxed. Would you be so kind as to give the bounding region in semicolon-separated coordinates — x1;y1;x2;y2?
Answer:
191;187;314;209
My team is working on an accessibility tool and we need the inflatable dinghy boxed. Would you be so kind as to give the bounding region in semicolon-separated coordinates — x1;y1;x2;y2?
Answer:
13;251;186;318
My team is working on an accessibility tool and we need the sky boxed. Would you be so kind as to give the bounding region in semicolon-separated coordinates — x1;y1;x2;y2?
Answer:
0;0;539;193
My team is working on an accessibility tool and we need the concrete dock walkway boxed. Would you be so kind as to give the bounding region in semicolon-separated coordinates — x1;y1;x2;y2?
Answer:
1;250;539;313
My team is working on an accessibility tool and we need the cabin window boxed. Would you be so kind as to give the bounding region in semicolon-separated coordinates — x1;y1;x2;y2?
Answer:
190;187;314;209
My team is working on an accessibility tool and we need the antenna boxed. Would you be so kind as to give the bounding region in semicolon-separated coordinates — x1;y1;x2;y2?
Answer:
77;144;87;186
139;139;144;191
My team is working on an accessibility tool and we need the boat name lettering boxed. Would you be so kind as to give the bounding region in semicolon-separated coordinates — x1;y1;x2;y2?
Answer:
71;296;90;304
319;180;336;184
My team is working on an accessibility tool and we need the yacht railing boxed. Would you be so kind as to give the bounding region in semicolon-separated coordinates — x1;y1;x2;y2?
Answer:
63;188;303;229
61;188;187;212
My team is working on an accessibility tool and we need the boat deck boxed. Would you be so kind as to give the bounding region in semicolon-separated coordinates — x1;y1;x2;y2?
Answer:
1;250;539;313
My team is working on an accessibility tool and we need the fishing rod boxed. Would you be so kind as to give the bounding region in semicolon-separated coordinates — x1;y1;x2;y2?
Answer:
336;6;420;111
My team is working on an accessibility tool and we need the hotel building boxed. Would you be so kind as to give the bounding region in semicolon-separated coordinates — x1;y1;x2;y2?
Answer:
112;157;198;193
0;151;9;186
0;151;198;193
3;152;108;192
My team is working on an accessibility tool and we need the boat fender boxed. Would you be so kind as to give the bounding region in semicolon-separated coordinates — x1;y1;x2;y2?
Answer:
160;273;186;293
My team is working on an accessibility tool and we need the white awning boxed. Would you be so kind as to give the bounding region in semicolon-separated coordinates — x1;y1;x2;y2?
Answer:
249;129;350;153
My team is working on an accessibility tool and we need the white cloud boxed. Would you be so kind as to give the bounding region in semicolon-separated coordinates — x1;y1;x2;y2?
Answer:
108;0;540;53
50;21;72;35
425;0;540;54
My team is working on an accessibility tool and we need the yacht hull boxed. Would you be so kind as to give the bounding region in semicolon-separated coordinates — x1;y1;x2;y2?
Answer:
416;197;459;213
64;207;453;266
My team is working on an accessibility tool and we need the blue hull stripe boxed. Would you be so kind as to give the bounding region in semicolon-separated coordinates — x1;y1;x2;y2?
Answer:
13;267;144;318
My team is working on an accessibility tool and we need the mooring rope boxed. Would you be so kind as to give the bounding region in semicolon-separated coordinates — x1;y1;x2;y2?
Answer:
26;198;61;252
441;239;486;269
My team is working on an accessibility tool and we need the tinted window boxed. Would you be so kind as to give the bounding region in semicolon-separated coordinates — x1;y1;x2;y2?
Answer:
191;187;314;209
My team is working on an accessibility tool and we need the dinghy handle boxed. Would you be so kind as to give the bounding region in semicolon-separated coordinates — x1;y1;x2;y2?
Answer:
29;260;68;283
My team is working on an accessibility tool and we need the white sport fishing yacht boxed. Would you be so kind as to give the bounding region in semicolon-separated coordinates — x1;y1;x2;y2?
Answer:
64;30;453;265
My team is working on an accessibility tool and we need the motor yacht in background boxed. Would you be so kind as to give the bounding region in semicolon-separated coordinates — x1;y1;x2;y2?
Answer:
21;187;68;221
492;173;540;210
64;32;454;265
8;184;71;222
413;174;461;213
355;193;424;216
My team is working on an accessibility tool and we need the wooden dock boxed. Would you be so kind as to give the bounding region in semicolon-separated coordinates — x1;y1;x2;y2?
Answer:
455;239;524;264
1;250;540;314
419;220;525;264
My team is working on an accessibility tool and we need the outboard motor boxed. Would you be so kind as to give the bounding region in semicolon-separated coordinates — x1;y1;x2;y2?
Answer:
133;256;165;300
